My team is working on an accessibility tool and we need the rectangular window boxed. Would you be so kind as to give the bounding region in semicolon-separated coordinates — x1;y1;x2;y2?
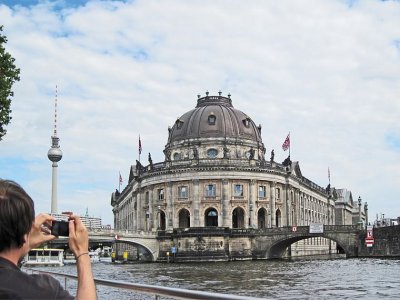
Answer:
178;186;188;198
259;186;266;198
206;184;216;197
145;191;149;205
234;184;243;197
276;188;280;199
158;189;164;201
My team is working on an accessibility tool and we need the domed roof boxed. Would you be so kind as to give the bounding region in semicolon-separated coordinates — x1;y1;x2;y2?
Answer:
167;93;263;144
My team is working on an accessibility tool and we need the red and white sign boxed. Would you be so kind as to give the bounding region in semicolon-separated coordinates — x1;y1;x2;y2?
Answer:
114;234;120;240
365;238;374;247
292;226;297;232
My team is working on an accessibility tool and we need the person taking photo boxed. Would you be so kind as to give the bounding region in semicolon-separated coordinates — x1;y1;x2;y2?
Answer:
0;179;97;299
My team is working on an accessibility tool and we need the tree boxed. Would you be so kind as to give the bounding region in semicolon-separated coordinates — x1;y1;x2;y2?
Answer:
0;25;20;141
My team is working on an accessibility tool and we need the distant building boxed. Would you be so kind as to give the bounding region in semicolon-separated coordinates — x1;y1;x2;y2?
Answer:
51;213;103;230
332;188;367;226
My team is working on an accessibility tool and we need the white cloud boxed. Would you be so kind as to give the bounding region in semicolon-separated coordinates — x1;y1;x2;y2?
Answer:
1;0;399;225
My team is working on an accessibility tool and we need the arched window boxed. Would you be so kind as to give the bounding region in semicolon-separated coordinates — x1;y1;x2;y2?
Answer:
173;152;181;160
232;207;245;228
205;208;218;227
258;208;267;229
178;209;190;228
159;210;166;230
276;209;281;227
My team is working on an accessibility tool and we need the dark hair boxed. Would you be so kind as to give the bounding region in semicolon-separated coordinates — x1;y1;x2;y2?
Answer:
0;179;35;252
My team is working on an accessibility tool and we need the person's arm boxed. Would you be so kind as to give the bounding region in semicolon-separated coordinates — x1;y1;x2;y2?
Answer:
68;215;97;300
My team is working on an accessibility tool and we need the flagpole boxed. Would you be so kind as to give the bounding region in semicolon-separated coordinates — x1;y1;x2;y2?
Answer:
289;132;291;158
328;168;331;185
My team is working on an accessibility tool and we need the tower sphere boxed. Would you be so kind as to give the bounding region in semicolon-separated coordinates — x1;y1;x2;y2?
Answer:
48;145;63;162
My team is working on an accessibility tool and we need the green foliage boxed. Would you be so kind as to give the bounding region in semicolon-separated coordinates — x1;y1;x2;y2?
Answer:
0;25;20;141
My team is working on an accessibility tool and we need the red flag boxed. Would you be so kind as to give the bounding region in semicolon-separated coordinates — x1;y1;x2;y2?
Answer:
282;133;290;151
139;135;142;155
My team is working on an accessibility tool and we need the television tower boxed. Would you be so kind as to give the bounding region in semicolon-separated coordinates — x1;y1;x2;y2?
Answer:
47;86;63;214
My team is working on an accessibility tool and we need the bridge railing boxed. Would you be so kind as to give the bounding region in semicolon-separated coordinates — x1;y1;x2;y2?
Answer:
88;228;158;238
26;269;264;300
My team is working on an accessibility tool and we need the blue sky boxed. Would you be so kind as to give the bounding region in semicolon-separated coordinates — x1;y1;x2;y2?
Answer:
1;0;399;226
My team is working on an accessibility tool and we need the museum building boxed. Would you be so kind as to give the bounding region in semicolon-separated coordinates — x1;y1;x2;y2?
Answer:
111;93;367;259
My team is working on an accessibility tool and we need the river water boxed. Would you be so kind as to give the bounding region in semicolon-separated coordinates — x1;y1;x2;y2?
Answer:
33;257;400;299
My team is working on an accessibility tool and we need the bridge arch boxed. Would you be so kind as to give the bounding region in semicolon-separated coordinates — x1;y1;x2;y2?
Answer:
114;239;156;262
266;234;349;259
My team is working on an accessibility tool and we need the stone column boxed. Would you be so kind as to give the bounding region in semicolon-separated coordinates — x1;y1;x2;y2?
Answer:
192;179;200;227
148;189;154;231
284;182;290;227
222;179;230;227
270;182;276;227
166;182;173;230
136;188;143;231
249;179;256;228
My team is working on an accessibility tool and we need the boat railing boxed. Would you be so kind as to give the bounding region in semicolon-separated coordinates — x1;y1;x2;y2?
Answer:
25;268;264;300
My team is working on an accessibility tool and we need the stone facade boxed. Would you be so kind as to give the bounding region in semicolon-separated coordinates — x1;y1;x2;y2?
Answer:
111;93;366;260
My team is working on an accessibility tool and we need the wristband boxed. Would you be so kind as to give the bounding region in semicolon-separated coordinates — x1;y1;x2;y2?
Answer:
75;252;89;260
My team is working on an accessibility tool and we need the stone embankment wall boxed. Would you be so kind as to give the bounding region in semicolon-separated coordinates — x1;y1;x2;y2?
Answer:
358;225;400;257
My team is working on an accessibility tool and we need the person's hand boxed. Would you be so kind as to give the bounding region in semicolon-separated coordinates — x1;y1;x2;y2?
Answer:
68;214;89;257
29;213;56;249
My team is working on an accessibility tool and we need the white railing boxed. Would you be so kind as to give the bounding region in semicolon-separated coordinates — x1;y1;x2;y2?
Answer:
26;269;264;300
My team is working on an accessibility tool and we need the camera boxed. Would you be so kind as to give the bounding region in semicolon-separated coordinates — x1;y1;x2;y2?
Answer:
51;220;70;237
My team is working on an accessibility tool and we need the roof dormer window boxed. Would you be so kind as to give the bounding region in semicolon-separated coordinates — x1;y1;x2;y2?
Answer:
242;117;250;128
208;114;216;125
176;119;184;129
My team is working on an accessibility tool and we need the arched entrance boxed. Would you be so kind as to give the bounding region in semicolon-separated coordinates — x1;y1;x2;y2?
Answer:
232;207;245;228
178;208;190;228
275;209;281;227
205;208;218;226
258;208;267;229
159;210;166;230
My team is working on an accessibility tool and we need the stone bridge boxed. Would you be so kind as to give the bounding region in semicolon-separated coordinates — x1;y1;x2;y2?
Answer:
248;225;360;259
49;226;361;261
89;230;160;261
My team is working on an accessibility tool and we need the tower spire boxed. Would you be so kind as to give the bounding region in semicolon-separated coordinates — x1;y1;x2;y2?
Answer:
48;86;63;214
54;85;58;137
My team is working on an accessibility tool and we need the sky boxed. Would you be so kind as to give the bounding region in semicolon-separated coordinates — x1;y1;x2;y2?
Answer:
0;0;399;226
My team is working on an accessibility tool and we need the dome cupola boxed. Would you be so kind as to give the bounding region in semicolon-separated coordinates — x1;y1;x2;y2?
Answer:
164;92;265;161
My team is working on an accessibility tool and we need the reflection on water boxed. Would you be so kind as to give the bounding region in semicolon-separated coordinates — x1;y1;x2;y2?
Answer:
33;258;400;299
